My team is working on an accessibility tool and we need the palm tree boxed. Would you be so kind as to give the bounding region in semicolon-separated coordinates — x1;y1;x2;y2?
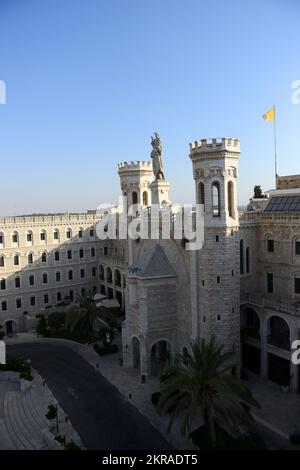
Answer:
156;337;260;446
65;292;98;336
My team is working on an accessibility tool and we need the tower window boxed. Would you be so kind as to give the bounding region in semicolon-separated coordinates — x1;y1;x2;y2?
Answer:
212;182;220;217
267;238;274;253
132;191;138;205
246;247;250;273
227;181;234;218
142;191;148;206
198;182;205;208
240;239;244;275
267;272;274;293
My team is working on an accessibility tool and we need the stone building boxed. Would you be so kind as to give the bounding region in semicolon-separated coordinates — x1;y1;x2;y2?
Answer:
1;134;300;393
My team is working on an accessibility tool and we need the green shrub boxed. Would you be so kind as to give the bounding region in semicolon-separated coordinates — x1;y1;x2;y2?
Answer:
37;315;48;336
48;311;66;331
55;435;66;446
151;392;161;407
65;440;81;450
46;404;57;420
290;432;300;445
190;425;265;449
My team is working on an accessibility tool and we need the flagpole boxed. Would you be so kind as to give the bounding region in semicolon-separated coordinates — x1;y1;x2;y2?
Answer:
273;105;278;187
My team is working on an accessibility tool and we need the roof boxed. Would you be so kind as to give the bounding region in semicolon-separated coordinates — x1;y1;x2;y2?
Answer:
129;244;176;279
265;195;300;212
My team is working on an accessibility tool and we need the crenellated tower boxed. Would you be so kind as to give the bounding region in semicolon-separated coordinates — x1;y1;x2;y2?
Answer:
117;161;153;210
189;138;241;362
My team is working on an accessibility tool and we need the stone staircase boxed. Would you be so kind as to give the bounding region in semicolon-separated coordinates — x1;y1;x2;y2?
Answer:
0;371;60;450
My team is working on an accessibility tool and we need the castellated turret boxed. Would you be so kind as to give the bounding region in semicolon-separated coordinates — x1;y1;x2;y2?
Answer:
189;138;241;365
117;161;153;209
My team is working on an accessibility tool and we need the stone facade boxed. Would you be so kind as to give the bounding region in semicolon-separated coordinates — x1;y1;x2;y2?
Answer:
1;135;300;393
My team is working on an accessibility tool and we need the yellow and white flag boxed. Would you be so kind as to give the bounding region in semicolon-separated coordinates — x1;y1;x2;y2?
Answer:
263;106;275;121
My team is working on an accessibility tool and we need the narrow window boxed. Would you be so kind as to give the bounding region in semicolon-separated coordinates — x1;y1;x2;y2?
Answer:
44;294;49;304
28;253;33;264
16;298;22;309
295;240;300;256
227;181;234;218
29;274;35;286
54;251;60;261
15;277;21;288
240;240;244;275
198;182;205;207
267;238;274;253
295;276;300;294
246;247;250;273
67;250;72;260
267;273;274;293
56;272;61;282
30;296;35;306
14;254;19;266
212;182;220;217
0;279;6;290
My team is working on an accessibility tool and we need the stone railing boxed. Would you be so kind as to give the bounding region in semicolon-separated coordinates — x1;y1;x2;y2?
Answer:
241;292;300;316
0;212;102;226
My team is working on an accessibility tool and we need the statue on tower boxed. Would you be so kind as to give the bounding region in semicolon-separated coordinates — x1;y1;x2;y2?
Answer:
151;132;165;180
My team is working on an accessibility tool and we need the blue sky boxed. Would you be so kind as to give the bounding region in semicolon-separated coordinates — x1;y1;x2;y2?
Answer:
0;0;299;215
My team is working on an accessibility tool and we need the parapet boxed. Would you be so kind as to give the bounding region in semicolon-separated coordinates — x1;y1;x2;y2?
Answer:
189;138;240;154
276;174;300;190
117;161;153;173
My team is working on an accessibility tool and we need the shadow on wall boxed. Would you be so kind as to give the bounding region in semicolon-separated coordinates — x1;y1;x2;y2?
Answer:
0;222;126;336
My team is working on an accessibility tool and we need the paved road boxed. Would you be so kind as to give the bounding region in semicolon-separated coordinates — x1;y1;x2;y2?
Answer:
8;343;171;450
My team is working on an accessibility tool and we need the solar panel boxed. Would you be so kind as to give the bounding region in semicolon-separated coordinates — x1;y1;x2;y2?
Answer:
265;195;300;212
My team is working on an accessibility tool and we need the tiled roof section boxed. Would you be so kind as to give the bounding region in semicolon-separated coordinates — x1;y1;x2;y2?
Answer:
265;196;300;212
129;244;176;278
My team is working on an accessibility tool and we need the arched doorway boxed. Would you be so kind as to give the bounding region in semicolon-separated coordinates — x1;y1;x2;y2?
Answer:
132;337;140;370
241;307;261;375
267;316;291;386
4;320;17;336
150;340;171;376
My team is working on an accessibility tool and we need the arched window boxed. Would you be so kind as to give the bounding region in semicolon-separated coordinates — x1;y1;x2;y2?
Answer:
114;269;121;287
227;181;234;218
142;191;148;206
13;253;20;266
246;247;250;273
68;269;73;281
12;231;19;244
0;232;4;247
106;267;112;283
26;230;33;244
41;251;47;263
15;276;21;288
0;278;6;290
295;237;300;256
212;182;220;217
29;274;35;286
66;228;72;239
198;182;205;207
53;229;60;241
42;272;48;284
40;229;47;242
99;265;104;280
132;191;138;205
240;239;244;275
28;252;34;264
0;255;5;268
55;271;61;282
